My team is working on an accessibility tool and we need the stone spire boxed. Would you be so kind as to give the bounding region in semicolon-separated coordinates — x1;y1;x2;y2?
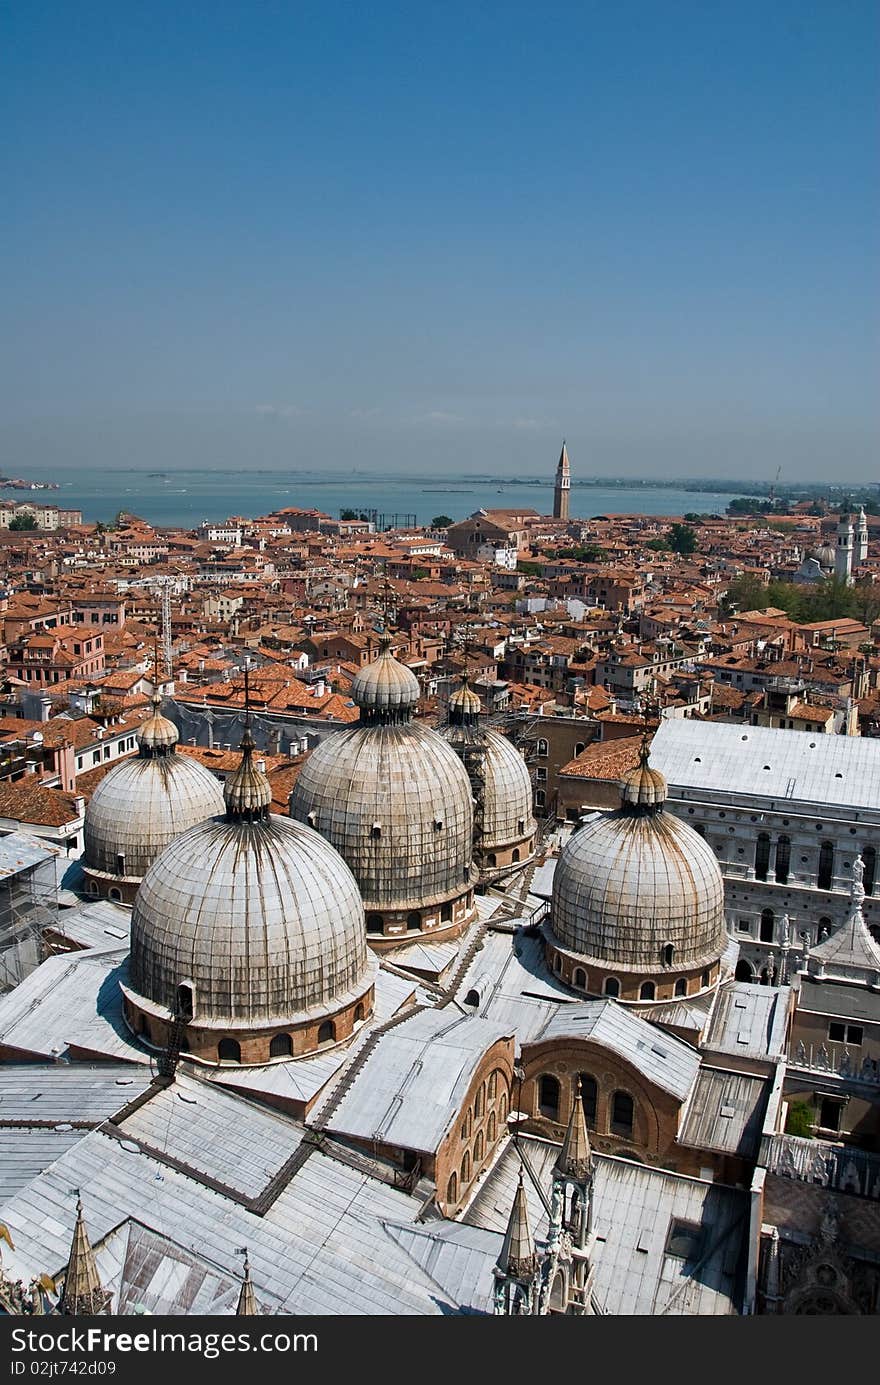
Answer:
58;1196;111;1316
555;1088;593;1183
236;1252;260;1316
497;1171;538;1281
553;441;571;521
493;1171;540;1314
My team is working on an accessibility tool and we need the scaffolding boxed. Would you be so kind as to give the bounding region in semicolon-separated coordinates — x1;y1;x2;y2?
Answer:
0;836;62;993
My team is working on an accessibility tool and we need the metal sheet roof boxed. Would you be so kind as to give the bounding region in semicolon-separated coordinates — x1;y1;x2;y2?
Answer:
0;945;150;1064
0;1064;150;1123
678;1068;769;1157
117;1072;306;1200
44;898;131;949
465;1137;747;1315
0;831;59;880
0;1127;492;1315
326;1009;514;1152
652;718;880;816
536;1001;701;1101
704;981;790;1062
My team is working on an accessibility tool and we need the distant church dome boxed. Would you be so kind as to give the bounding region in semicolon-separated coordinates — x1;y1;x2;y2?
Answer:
442;673;536;882
812;544;836;571
290;636;476;947
545;746;727;1003
82;693;225;903
123;724;376;1064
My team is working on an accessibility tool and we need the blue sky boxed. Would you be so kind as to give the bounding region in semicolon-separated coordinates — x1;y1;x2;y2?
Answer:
2;1;878;480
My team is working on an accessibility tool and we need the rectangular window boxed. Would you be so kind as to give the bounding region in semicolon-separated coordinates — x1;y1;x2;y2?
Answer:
818;1098;843;1133
736;919;751;933
536;768;548;783
830;1022;863;1046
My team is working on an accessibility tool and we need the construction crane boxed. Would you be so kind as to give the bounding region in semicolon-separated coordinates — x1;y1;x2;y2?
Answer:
768;465;782;502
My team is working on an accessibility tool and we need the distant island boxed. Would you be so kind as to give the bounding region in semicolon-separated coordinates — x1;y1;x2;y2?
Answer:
0;476;59;491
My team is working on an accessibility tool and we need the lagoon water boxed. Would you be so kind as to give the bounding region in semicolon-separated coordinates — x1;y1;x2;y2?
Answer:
24;468;744;528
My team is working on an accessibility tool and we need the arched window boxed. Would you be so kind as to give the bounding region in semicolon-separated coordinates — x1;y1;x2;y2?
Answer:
488;1070;498;1099
760;909;774;943
818;916;832;941
818;840;835;891
218;1038;241;1063
755;832;771;881
735;959;754;982
535;790;546;809
573;967;587;990
488;1111;497;1144
87;879;99;896
475;1083;485;1118
674;977;688;996
611;1091;634;1138
406;910;422;931
537;738;549;757
578;1074;597;1126
474;1130;484;1164
775;835;791;885
464;988;480;1007
446;1172;458;1205
863;846;876;896
487;853;497;867
317;1020;335;1045
553;953;562;974
575;742;585;756
108;887;122;902
176;984;194;1020
354;1003;365;1024
269;1033;292;1058
440;902;452;922
538;1074;560;1121
604;977;620;998
461;1152;471;1186
639;980;656;1001
499;1092;508;1123
512;848;520;863
366;913;384;934
661;943;674;966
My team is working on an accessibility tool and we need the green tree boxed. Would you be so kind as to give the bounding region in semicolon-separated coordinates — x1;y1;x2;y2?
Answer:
668;523;698;556
645;537;669;552
431;514;453;528
340;508;358;520
517;560;544;577
785;1100;815;1139
683;512;703;524
9;513;38;531
412;567;428;580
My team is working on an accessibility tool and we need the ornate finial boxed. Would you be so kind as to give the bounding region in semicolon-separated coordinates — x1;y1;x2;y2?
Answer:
496;1171;538;1281
225;660;271;821
58;1192;111;1316
236;1247;259;1316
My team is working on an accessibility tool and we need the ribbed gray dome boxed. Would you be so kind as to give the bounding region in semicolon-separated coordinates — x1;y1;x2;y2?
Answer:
137;693;179;752
550;807;726;972
351;643;420;717
442;723;535;852
129;812;374;1025
84;753;225;880
289;722;474;911
812;544;835;569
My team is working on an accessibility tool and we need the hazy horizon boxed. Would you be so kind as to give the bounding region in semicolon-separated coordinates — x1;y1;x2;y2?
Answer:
3;3;878;483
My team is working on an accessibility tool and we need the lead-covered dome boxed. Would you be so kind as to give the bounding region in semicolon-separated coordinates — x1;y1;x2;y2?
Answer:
124;726;375;1061
547;747;726;1000
290;638;476;944
351;638;420;716
442;673;536;881
83;694;225;900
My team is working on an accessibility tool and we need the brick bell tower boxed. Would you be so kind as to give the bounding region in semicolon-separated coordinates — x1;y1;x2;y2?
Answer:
553;441;570;521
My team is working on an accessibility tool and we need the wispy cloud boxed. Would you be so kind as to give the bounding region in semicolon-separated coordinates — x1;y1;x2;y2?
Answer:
350;406;383;420
254;403;306;418
420;409;464;425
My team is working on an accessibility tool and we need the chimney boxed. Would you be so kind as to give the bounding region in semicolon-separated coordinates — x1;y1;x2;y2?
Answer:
73;795;85;818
